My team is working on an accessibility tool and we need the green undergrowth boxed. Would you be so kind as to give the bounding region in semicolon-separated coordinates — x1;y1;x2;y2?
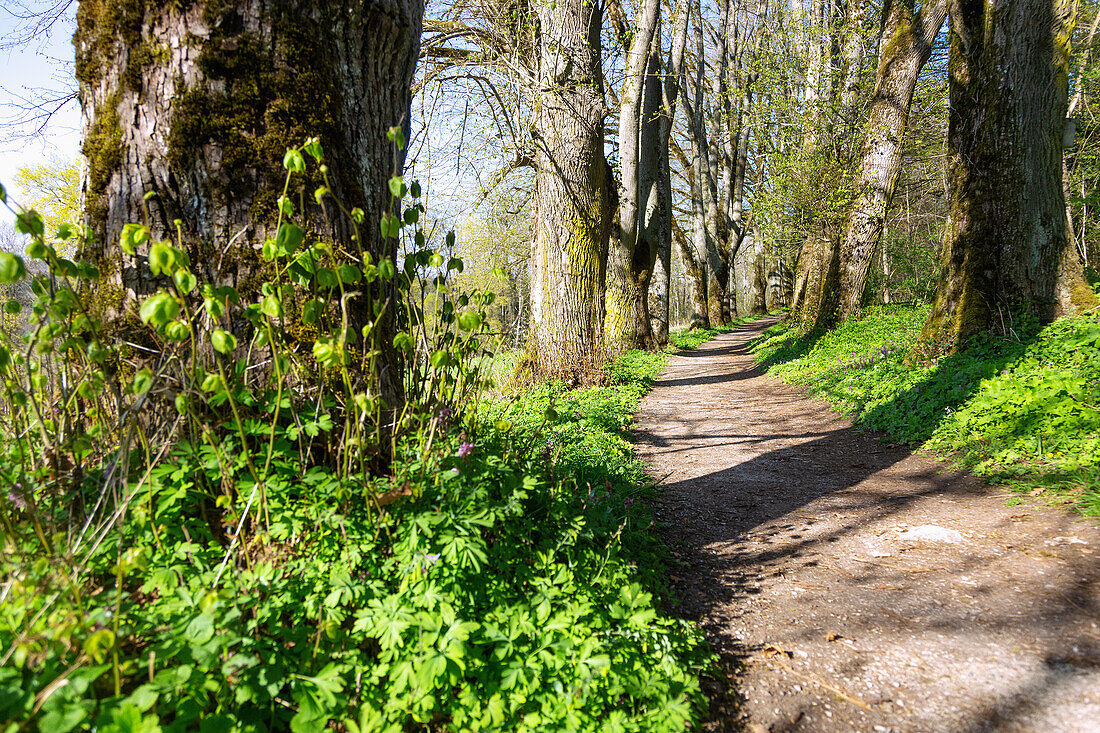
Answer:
477;347;712;726
751;305;1100;517
3;352;710;733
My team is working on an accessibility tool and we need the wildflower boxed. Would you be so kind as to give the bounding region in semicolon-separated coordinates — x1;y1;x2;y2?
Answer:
457;442;474;458
7;484;26;510
436;406;454;430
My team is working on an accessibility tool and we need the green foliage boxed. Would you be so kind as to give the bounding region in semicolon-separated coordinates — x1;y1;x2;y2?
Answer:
0;139;710;730
752;306;1100;516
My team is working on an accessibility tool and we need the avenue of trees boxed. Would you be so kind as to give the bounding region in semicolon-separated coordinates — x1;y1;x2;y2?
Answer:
1;1;1099;728
2;0;1097;380
417;0;1098;375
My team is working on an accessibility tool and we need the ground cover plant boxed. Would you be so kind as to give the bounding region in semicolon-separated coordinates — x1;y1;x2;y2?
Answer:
751;305;1100;516
0;142;711;731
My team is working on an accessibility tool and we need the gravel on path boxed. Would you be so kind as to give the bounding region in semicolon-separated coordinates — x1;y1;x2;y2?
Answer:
635;317;1100;733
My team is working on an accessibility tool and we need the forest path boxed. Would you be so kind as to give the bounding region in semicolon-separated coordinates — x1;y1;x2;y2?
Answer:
634;317;1100;733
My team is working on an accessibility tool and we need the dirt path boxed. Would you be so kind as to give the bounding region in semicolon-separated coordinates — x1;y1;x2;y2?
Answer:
635;317;1100;733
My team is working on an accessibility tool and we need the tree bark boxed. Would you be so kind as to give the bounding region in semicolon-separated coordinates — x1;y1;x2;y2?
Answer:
524;0;613;378
651;1;690;348
607;0;662;350
75;0;422;407
835;0;948;322
920;0;1097;347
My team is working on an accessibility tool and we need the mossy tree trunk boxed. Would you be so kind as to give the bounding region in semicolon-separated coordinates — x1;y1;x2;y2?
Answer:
607;0;688;352
75;0;423;406
835;0;948;323
920;0;1097;347
524;0;614;379
792;0;870;331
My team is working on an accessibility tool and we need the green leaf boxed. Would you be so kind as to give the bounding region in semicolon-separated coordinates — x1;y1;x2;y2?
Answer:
378;258;395;281
132;368;154;394
314;186;329;204
410;180;421;199
25;238;48;259
120;223;150;255
338;264;361;284
14;209;44;237
275;223;304;255
211;329;237;355
388;176;407;199
386;126;406;151
302;298;323;324
430;349;450;369
148;242;175;276
261;294;283;319
5;299;21;314
173;269;197;294
457;311;482;332
316;267;338;290
283;148;306;173
163;320;190;341
303;137;324;161
138;292;180;327
379;214;401;240
278;195;295;216
0;252;27;283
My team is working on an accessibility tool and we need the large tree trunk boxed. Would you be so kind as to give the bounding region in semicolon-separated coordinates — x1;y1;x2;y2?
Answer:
75;0;421;407
524;0;612;378
836;0;947;322
920;0;1097;346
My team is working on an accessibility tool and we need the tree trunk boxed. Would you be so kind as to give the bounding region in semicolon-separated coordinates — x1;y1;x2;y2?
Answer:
836;0;947;322
524;0;612;378
651;1;690;348
673;217;709;329
920;0;1096;347
607;0;662;351
75;0;422;408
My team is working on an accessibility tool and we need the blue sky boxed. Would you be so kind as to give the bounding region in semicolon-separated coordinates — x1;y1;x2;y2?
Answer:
0;5;81;225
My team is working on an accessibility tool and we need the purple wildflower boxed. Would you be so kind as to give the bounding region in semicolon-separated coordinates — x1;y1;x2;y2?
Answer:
457;442;474;458
7;484;26;510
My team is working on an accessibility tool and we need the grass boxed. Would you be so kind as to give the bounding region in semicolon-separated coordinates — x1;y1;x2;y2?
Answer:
751;305;1100;517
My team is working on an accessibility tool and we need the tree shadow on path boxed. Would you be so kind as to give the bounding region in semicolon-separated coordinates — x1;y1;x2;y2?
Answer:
635;317;1100;732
